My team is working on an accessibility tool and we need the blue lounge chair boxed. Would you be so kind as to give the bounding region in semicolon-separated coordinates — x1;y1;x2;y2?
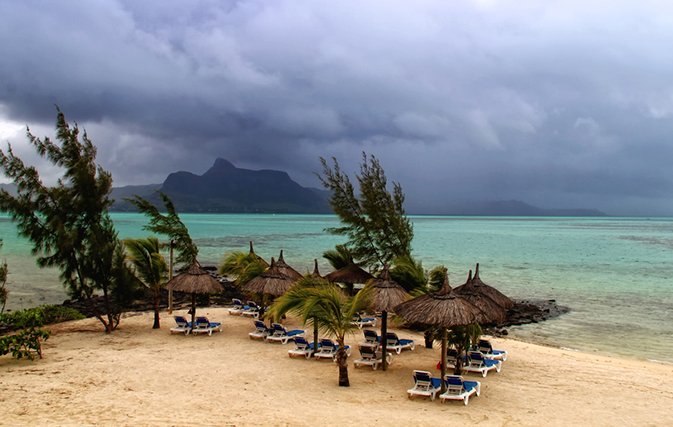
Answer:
241;301;261;318
191;316;223;336
352;313;376;329
249;320;271;340
228;298;249;315
266;323;305;344
386;332;415;354
464;351;502;377
170;315;192;335
407;370;442;401
354;344;392;371
288;336;319;359
359;329;381;346
477;339;508;361
314;338;351;361
439;375;481;405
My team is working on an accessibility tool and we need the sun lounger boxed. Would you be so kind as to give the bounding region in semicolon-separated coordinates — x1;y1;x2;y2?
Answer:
359;329;381;346
191;316;223;336
477;339;508;361
314;338;351;361
265;323;305;344
407;370;442;401
170;315;192;335
241;301;261;318
249;320;271;340
288;336;319;359
228;298;249;315
386;332;415;354
463;351;501;377
439;375;481;405
353;344;392;370
351;313;376;329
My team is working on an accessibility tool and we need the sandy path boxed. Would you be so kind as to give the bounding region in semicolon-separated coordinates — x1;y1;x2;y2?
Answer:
1;308;672;426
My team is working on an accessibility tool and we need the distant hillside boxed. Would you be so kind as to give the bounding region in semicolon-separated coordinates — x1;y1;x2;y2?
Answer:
110;158;331;213
443;200;608;217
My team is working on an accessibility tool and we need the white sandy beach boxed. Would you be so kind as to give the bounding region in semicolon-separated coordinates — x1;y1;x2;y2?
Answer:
1;308;672;427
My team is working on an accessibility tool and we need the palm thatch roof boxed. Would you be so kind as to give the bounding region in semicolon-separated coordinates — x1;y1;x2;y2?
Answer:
242;257;297;297
452;271;507;323
274;250;303;282
165;258;224;294
453;263;514;310
324;262;374;284
393;281;488;327
368;264;409;313
311;259;322;279
249;241;269;267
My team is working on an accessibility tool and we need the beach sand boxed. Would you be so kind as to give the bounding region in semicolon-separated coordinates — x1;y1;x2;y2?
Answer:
1;308;672;426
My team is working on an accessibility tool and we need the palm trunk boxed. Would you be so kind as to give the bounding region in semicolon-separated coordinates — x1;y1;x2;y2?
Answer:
336;339;350;387
424;329;434;349
152;287;161;329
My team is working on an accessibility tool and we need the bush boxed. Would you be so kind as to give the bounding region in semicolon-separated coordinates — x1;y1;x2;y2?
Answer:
0;328;51;360
0;305;85;328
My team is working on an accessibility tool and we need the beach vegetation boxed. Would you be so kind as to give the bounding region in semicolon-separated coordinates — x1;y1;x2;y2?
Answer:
123;237;169;329
322;244;355;270
124;191;198;269
0;107;131;333
219;251;267;286
0;327;51;360
267;278;373;387
317;153;414;270
0;240;7;315
1;305;84;328
446;323;482;375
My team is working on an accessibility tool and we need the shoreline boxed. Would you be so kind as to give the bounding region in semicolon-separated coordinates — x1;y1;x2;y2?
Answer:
1;308;672;426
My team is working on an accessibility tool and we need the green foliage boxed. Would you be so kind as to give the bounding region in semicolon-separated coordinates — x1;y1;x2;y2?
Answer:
267;278;374;386
0;328;51;360
446;323;482;374
124;236;168;328
322;244;355;270
219;251;267;286
390;255;427;293
0;108;122;333
317;153;414;270
124;191;198;267
1;305;85;328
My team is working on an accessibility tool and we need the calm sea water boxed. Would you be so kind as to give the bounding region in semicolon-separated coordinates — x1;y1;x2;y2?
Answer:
1;213;672;363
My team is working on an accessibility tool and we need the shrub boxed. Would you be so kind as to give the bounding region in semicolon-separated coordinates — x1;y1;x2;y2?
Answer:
0;305;84;328
0;328;51;360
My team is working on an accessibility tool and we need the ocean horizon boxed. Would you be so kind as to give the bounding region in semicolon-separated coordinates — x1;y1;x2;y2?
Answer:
1;213;672;364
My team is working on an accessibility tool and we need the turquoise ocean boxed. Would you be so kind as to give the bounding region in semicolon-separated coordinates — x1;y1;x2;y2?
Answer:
1;213;672;363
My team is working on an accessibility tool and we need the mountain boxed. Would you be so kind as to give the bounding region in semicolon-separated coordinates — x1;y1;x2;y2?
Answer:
110;158;331;213
441;200;608;217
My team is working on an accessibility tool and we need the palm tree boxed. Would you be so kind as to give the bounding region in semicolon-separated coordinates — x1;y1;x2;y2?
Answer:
124;237;168;329
322;244;355;270
268;279;374;387
219;251;267;286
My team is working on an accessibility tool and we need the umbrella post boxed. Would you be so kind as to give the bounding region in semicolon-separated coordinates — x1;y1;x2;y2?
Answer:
190;293;197;332
168;239;175;314
440;327;448;393
381;311;388;371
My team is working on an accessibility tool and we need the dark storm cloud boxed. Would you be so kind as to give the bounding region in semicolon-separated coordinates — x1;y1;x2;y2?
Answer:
2;1;673;215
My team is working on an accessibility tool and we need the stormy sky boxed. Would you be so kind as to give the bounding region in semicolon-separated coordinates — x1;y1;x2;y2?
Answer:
1;1;673;216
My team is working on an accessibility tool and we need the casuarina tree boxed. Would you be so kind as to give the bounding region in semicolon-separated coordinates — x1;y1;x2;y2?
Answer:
317;153;413;270
0;107;128;333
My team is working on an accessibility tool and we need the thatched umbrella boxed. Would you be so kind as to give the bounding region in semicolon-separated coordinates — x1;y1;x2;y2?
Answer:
394;282;487;393
165;257;224;329
274;250;303;282
454;263;514;310
311;259;322;279
249;241;269;267
368;264;409;371
453;270;507;324
324;262;374;294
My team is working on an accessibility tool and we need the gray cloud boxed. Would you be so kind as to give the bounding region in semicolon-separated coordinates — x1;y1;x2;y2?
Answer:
2;1;673;215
